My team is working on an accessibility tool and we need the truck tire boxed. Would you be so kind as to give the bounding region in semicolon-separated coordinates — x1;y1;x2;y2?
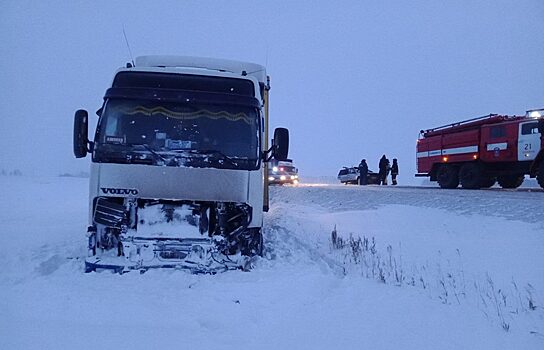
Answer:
537;162;544;189
497;175;524;189
436;165;459;189
459;163;483;189
254;229;264;256
241;228;263;256
480;177;496;188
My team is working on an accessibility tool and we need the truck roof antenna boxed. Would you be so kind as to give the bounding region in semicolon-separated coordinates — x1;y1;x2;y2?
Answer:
122;26;135;67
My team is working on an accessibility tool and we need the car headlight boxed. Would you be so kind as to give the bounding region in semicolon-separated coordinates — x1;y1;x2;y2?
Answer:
272;166;278;172
268;176;274;181
280;175;286;181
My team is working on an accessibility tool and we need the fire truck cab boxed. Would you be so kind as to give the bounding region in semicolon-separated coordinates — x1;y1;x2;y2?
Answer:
416;109;544;189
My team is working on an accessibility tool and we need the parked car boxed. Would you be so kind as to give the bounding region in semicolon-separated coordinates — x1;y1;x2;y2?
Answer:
337;167;380;185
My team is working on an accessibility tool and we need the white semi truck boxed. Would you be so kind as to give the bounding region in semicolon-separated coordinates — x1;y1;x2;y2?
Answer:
73;56;289;273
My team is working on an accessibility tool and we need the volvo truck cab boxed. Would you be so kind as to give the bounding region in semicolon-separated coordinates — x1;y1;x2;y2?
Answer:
74;56;289;273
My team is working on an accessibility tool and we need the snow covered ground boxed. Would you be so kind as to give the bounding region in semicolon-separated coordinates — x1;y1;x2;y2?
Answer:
0;175;543;349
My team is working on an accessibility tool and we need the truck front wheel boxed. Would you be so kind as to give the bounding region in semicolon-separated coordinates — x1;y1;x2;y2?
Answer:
241;228;263;257
497;175;524;189
537;162;544;189
436;165;459;189
459;163;484;189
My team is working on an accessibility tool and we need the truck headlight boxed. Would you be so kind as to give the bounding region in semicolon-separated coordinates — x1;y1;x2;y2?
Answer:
280;175;286;181
290;175;295;180
268;176;274;181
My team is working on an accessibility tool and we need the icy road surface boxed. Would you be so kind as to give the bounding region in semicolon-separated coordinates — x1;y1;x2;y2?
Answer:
0;176;543;349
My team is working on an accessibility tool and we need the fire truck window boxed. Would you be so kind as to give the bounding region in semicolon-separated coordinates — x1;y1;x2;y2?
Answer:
490;126;506;138
521;122;539;135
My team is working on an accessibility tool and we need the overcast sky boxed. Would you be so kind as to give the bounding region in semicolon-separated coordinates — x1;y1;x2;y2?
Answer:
1;0;543;182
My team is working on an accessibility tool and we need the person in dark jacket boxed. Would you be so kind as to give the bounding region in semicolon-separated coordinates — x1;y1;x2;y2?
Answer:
391;158;399;185
378;155;390;185
358;159;368;185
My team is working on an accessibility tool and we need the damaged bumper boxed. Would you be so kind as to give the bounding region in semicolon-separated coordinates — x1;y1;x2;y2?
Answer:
85;237;250;274
85;197;262;274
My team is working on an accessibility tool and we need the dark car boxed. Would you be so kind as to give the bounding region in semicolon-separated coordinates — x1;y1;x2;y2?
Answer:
337;167;380;185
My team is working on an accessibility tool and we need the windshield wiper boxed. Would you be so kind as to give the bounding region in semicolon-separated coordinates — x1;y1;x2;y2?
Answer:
192;149;239;167
153;148;241;167
129;143;168;163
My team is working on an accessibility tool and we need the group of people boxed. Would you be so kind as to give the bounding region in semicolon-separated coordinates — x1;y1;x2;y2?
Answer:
357;155;399;186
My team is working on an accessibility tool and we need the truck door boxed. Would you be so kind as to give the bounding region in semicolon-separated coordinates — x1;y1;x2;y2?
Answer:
517;121;541;161
481;124;515;162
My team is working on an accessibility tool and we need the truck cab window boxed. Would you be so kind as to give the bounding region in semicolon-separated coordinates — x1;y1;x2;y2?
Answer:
521;122;539;135
94;99;260;170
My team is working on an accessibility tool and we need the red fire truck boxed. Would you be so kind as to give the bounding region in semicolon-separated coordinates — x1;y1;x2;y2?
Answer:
416;109;544;189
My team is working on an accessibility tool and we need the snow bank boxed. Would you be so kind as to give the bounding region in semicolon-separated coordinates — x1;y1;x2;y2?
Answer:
0;176;542;349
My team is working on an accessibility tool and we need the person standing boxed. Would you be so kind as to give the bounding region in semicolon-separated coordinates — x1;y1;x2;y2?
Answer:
358;159;368;185
391;158;399;185
378;155;390;185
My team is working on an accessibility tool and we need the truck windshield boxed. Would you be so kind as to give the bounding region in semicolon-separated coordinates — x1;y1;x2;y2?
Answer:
93;99;260;170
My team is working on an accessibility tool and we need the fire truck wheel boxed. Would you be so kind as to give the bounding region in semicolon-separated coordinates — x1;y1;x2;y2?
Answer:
480;177;496;188
436;165;459;189
497;175;524;189
538;162;544;189
459;163;484;189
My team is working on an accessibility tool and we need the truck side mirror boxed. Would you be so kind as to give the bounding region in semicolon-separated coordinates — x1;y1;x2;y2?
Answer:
273;127;289;161
74;109;89;158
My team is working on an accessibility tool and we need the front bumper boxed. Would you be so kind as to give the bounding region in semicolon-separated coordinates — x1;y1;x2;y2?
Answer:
85;237;249;274
268;175;299;185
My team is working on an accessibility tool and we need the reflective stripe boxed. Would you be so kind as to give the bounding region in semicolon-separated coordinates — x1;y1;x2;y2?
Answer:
417;145;478;158
416;151;428;158
441;145;478;155
486;142;507;151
